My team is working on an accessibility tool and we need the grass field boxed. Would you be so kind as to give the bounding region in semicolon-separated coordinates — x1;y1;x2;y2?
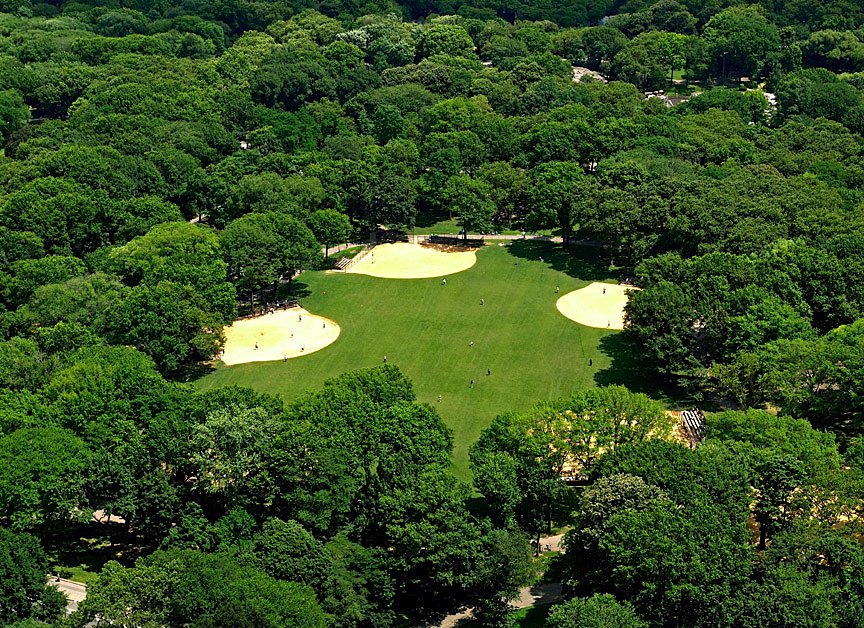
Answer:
196;241;651;479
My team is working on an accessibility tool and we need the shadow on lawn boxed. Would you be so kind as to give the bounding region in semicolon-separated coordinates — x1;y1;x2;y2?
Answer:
594;334;689;404
414;210;450;229
277;280;312;300
506;240;612;283
44;521;146;580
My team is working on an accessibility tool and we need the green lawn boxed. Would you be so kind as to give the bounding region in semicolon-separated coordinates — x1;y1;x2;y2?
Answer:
197;241;649;479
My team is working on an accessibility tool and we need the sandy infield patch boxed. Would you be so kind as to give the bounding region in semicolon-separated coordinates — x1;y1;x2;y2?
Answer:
556;282;638;330
220;308;339;365
346;242;477;279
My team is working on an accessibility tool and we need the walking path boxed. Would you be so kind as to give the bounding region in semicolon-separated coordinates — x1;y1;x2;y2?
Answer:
48;576;86;614
429;534;566;628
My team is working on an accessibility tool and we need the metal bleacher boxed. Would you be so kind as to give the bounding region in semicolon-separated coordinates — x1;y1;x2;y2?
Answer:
680;408;706;445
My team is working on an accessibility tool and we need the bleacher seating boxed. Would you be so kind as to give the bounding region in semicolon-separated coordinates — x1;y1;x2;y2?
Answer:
680;408;706;444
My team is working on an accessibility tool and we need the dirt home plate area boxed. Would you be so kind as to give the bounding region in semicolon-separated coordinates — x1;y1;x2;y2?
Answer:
220;308;340;365
220;244;633;365
556;282;637;330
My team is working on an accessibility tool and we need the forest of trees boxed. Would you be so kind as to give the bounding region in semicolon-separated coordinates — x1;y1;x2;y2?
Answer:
1;0;864;624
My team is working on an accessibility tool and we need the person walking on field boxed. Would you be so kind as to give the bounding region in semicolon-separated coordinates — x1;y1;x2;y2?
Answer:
383;355;387;363
442;278;447;286
469;340;474;348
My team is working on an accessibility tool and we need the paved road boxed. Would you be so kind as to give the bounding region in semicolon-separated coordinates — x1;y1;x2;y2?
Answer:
48;577;87;614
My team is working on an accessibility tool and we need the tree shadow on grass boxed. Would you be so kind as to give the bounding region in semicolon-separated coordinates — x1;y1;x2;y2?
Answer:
274;280;312;301
594;333;688;403
514;603;557;628
414;210;449;229
44;521;147;580
506;240;612;283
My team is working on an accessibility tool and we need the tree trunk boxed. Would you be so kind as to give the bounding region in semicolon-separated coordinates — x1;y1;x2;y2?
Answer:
324;244;329;260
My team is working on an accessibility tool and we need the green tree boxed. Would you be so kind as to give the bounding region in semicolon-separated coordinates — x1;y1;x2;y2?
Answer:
562;473;669;593
322;534;394;627
0;529;66;624
0;89;29;143
418;24;475;59
105;281;224;375
0;427;89;530
581;26;628;70
75;550;327;628
470;529;533;627
252;518;332;589
753;454;808;550
190;404;280;510
569;499;752;626
525;162;593;245
442;175;495;238
613;31;683;90
108;221;235;323
702;6;781;82
547;594;647;628
625;281;697;377
308;209;352;260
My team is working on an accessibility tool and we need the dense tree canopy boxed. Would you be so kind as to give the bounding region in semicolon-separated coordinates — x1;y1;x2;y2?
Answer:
0;0;863;625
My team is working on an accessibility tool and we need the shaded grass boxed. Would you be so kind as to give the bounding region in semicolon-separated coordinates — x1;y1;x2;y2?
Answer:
44;522;142;584
197;243;652;479
462;603;557;628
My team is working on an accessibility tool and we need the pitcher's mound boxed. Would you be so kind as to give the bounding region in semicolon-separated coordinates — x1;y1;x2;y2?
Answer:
347;242;477;279
556;283;637;330
220;308;339;365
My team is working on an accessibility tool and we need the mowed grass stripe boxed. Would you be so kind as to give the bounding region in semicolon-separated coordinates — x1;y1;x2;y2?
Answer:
197;242;622;479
